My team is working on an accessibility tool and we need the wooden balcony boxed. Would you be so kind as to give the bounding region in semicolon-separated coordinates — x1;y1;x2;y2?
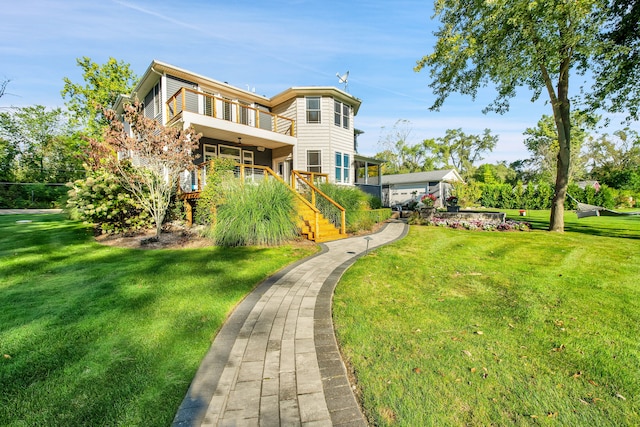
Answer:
166;88;296;149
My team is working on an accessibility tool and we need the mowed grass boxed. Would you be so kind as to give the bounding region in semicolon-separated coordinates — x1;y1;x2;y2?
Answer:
0;214;316;426
334;211;640;426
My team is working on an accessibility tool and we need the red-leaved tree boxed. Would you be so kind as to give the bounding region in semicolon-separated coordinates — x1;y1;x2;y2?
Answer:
98;102;201;238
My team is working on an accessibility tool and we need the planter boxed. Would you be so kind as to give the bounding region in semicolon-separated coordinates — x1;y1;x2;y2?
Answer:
420;206;437;219
446;205;460;213
519;209;527;216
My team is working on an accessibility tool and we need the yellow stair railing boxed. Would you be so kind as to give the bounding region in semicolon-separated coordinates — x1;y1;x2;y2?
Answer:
291;170;346;237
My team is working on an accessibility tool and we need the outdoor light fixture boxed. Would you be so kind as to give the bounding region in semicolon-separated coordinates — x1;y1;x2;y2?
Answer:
364;236;373;254
257;146;265;152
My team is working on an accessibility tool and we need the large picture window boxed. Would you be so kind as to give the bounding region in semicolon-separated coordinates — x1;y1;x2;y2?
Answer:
307;150;322;173
306;97;321;123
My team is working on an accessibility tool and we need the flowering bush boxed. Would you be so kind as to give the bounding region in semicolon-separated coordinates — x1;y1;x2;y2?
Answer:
67;168;153;234
421;193;437;206
446;195;459;206
421;217;531;232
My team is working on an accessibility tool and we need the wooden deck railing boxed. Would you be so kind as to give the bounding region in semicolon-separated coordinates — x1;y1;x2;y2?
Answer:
166;87;295;137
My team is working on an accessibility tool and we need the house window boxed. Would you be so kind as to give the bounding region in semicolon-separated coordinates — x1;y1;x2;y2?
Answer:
335;152;350;183
203;144;217;161
343;153;350;183
219;144;241;161
306;97;321;123
144;82;162;119
342;103;349;129
307;150;322;173
333;100;350;129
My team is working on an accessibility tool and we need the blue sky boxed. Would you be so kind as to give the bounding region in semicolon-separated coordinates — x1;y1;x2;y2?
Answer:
2;0;636;163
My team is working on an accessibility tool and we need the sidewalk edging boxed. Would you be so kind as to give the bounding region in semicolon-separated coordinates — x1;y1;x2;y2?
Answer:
315;221;410;426
173;245;329;426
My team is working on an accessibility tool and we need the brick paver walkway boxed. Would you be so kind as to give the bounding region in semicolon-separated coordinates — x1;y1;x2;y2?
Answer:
173;220;408;426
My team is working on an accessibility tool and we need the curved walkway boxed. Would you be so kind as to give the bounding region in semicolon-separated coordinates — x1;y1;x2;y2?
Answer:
173;220;408;427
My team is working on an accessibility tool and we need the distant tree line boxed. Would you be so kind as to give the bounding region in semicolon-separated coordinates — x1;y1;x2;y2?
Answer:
374;115;640;209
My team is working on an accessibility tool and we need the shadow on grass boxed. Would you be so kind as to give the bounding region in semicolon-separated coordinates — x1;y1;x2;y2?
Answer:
507;211;640;240
0;214;303;426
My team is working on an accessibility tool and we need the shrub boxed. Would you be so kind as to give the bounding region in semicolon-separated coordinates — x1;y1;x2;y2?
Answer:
66;168;152;234
367;194;383;209
317;183;369;212
0;183;68;208
211;178;298;246
194;158;236;225
346;208;392;233
316;183;389;232
451;181;482;207
615;189;639;208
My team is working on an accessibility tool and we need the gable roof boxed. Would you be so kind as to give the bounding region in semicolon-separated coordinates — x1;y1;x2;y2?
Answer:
381;169;462;185
114;60;361;114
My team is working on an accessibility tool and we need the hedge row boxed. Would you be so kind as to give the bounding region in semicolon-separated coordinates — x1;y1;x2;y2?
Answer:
467;182;631;210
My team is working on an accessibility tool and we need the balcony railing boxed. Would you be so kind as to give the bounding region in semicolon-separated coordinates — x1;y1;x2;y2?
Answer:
166;87;295;137
178;162;278;194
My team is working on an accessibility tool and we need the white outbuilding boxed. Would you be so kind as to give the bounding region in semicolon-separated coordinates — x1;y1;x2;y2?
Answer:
381;169;463;208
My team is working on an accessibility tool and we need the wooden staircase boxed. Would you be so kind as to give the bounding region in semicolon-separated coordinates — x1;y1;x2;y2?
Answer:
296;201;346;243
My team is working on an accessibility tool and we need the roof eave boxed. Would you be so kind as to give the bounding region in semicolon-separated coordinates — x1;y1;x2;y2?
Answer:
271;86;362;114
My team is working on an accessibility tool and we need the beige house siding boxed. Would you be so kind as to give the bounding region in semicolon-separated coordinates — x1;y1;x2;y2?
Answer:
292;96;355;182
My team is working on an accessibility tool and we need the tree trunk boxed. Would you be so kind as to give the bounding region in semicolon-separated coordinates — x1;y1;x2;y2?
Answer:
549;61;572;232
550;138;570;231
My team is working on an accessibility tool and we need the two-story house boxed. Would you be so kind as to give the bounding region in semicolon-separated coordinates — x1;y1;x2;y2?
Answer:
113;60;382;241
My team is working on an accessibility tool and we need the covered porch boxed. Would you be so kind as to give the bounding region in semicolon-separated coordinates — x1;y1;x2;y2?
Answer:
354;154;383;201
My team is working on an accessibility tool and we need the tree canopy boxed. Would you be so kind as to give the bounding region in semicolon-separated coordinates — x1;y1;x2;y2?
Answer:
423;128;497;180
61;57;137;138
415;0;625;231
523;113;596;184
0;106;85;183
591;0;640;120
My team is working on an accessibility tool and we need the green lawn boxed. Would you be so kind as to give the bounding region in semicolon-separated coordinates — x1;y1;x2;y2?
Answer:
334;210;640;426
0;214;316;426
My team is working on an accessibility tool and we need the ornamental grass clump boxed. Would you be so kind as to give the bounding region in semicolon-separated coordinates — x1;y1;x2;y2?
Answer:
317;183;384;232
211;178;298;246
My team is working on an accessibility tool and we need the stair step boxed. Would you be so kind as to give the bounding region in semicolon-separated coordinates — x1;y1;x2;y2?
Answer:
295;199;344;242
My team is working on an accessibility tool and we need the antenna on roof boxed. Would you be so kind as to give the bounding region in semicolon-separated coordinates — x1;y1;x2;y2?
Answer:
336;71;349;92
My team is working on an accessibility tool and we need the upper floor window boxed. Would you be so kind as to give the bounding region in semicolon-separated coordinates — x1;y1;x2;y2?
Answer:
144;82;162;119
334;100;350;129
306;97;321;123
